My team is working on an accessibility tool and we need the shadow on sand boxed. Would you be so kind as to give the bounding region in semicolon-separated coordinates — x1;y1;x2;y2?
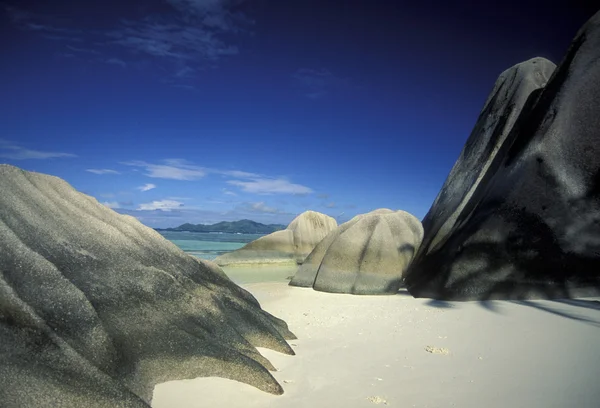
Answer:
421;295;600;327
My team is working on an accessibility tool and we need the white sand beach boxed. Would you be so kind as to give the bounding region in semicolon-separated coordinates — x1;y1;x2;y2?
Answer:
152;267;600;408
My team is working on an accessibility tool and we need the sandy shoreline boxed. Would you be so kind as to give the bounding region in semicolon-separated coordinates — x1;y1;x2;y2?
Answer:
153;269;600;408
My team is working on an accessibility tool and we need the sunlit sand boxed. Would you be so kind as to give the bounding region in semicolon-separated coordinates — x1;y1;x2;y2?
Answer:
153;266;600;408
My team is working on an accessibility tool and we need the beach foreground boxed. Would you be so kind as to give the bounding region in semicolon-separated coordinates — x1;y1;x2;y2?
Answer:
153;268;600;408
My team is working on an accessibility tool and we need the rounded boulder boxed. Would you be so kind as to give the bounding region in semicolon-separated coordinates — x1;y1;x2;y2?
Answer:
290;209;423;295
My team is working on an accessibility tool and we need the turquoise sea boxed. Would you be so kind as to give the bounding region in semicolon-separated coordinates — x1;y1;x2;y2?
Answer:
158;231;265;261
160;230;297;285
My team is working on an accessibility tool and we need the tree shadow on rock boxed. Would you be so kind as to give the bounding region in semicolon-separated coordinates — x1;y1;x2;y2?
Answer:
408;201;600;304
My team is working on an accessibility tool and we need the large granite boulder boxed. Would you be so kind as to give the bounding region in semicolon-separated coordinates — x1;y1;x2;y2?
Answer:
214;211;337;266
405;10;600;300
0;164;296;407
290;209;423;295
421;57;557;256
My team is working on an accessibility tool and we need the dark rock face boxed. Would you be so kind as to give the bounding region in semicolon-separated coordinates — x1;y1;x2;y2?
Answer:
419;57;557;257
405;11;600;300
0;164;296;407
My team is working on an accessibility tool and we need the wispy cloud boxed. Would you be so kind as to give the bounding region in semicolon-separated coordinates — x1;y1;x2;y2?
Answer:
66;45;101;55
325;202;336;208
106;17;240;63
86;168;120;175
293;68;350;99
138;199;184;211
227;177;313;195
236;201;281;214
0;139;76;160
121;158;313;195
137;183;157;192
122;159;207;180
222;188;237;196
5;1;251;86
105;58;127;67
219;169;261;178
166;0;253;32
4;6;86;47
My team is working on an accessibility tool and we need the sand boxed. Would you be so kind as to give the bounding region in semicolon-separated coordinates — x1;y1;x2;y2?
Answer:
221;264;299;286
153;266;600;408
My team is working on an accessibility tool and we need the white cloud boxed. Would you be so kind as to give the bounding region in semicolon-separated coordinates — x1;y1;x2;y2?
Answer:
87;169;120;175
237;201;280;214
102;201;120;209
120;158;313;196
325;202;336;208
138;199;184;211
227;178;313;195
122;160;206;180
0;139;76;160
219;170;261;178
137;183;156;192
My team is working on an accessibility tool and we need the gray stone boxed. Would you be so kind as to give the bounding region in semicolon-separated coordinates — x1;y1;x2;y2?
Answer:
405;11;600;300
215;211;337;266
291;209;423;295
0;164;296;407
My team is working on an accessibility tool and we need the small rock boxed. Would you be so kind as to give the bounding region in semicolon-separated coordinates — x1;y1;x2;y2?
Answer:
425;346;450;355
367;396;388;405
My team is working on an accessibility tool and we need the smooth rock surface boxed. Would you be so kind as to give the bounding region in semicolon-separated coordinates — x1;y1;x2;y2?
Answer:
290;209;423;295
0;164;296;407
287;211;338;263
405;11;600;300
420;57;557;257
215;211;336;266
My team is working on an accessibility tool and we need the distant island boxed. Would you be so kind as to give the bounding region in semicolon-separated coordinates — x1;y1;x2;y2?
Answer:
155;219;287;234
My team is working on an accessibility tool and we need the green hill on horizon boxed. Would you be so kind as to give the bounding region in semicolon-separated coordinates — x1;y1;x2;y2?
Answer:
155;219;287;234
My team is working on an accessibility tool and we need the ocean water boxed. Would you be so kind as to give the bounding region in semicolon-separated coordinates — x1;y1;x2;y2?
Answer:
159;230;298;285
158;231;264;261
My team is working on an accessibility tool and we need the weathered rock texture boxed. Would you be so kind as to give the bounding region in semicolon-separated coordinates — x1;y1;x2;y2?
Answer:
214;211;337;266
421;57;557;257
0;164;296;408
290;209;423;295
405;11;600;300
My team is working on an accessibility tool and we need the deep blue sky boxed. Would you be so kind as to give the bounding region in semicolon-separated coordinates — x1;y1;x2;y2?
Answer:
1;0;596;227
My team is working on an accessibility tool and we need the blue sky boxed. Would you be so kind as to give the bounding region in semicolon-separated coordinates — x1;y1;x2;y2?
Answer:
0;0;596;228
